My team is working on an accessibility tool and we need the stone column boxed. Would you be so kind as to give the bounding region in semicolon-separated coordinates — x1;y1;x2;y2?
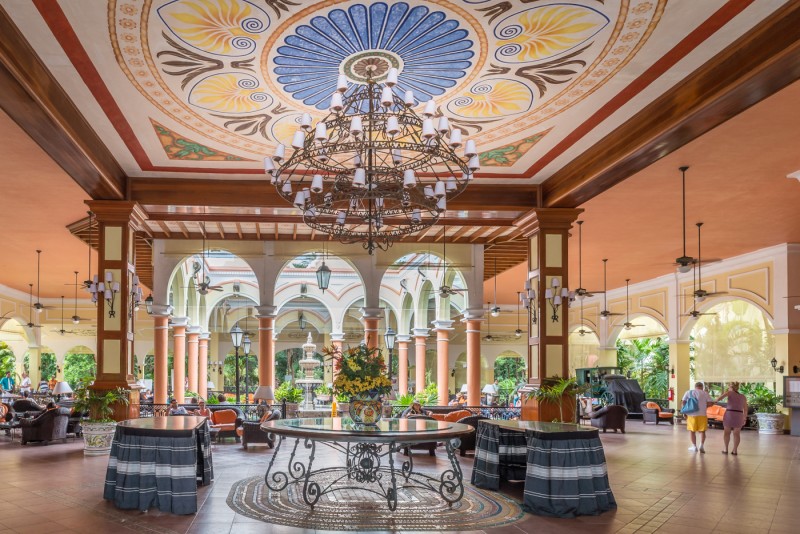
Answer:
27;346;41;390
433;321;453;405
669;340;691;411
198;332;209;399
86;201;147;390
396;335;411;395
186;326;201;394
172;317;188;403
413;328;429;394
361;307;382;349
152;308;170;405
463;313;483;406
257;306;277;388
515;208;583;382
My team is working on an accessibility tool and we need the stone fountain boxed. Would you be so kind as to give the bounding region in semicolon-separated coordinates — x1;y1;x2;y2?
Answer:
295;333;324;416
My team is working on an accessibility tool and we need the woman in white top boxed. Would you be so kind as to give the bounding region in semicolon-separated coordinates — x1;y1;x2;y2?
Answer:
19;372;32;395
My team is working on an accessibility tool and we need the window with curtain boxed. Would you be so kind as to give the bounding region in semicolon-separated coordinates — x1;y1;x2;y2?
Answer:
690;300;774;382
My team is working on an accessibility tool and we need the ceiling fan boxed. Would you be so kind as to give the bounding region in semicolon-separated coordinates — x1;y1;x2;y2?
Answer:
25;284;42;330
621;279;644;330
437;226;466;298
32;250;53;314
195;223;223;295
599;259;623;320
489;257;501;316
69;271;91;324
691;222;726;301
672;166;721;272
574;221;605;299
482;301;494;341
52;296;77;336
575;300;592;336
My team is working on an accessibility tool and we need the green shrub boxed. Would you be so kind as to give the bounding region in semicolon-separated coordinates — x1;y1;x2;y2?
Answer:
274;381;304;403
414;382;439;405
392;393;415;407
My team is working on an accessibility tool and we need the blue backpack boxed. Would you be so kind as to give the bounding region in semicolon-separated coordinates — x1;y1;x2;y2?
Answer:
681;392;699;414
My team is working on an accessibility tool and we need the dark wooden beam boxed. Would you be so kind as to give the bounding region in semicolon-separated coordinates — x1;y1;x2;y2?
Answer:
541;1;800;208
130;178;537;212
0;7;125;200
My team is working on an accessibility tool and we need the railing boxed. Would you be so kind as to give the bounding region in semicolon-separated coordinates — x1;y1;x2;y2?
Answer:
139;402;284;420
388;404;521;420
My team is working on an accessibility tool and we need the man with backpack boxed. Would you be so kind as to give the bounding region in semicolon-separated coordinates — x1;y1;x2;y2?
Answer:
682;382;714;453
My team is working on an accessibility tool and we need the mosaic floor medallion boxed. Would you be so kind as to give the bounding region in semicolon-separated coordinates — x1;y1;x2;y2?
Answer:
227;470;525;531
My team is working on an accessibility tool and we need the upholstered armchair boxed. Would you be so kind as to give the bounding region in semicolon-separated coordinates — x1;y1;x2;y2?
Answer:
641;401;675;425
590;404;628;433
20;407;70;445
209;408;241;442
11;398;45;419
238;409;281;450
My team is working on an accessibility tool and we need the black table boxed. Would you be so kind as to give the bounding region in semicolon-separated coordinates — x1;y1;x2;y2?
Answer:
472;420;615;518
103;416;213;514
263;417;474;510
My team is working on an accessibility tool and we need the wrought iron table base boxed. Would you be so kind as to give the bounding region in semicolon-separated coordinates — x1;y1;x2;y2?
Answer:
264;436;464;510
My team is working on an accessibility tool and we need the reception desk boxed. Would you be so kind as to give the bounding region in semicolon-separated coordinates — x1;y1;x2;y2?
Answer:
472;420;615;518
103;416;213;514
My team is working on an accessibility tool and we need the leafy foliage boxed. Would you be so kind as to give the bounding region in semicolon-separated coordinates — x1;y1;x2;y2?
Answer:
223;353;259;394
325;344;391;397
740;382;783;413
528;376;589;422
616;337;669;399
72;375;129;422
314;383;332;396
414;382;440;405
64;353;97;389
392;392;416;407
494;356;526;383
0;341;15;377
274;381;304;403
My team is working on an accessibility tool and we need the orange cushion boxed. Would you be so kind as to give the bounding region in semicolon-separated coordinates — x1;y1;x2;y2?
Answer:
211;409;238;425
658;412;674;418
646;402;661;410
430;414;446;421
707;405;726;419
443;410;472;422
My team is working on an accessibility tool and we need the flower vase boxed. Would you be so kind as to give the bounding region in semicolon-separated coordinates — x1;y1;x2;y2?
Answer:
349;390;382;426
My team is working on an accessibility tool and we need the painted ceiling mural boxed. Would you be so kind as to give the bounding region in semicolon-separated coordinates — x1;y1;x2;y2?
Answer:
5;0;783;180
109;0;663;171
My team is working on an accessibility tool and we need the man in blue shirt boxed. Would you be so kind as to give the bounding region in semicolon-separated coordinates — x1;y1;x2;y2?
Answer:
0;372;14;392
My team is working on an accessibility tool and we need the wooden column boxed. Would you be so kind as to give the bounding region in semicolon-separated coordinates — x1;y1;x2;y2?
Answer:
186;326;200;394
198;332;209;399
396;335;410;395
86;201;147;392
414;329;428;394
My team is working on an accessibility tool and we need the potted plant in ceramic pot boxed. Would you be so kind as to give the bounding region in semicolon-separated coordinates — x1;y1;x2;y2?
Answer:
72;376;130;455
274;381;303;419
314;383;333;404
745;384;785;434
325;344;391;425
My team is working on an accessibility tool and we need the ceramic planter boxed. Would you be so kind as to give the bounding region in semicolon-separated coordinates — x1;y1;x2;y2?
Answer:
82;421;117;456
755;413;786;435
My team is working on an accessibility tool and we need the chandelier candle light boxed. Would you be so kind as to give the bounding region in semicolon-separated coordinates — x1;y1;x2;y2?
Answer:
268;68;477;254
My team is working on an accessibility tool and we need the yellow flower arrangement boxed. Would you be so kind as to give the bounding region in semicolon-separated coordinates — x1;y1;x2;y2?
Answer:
324;343;391;398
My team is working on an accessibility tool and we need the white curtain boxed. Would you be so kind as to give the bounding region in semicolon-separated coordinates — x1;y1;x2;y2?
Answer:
569;331;600;378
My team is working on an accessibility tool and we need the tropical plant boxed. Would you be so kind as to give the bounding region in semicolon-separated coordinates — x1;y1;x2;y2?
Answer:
63;352;97;389
274;381;304;403
414;382;439;405
528;376;588;422
314;383;332;396
497;377;519;404
392;392;416;407
324;344;391;397
741;383;783;413
0;341;14;376
206;394;219;405
72;375;130;422
494;356;526;383
334;392;349;403
616;337;669;399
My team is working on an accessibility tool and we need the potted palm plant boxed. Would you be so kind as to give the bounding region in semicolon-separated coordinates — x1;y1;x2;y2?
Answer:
745;384;785;434
72;376;130;456
528;376;588;423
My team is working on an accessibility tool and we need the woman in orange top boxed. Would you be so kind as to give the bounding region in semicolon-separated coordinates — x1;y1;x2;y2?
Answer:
193;400;211;418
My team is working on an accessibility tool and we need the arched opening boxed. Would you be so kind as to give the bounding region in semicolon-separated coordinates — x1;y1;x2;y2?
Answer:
494;350;527;404
568;327;600;378
0;340;16;382
616;337;669;400
690;299;775;396
63;346;96;389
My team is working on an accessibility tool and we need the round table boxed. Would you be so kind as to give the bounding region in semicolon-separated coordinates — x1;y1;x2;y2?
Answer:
262;417;473;510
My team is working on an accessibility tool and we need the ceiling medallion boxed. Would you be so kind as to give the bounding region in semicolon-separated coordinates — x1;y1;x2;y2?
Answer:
266;67;479;254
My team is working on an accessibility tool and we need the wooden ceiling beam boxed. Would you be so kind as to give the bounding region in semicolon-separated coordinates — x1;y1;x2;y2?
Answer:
255;223;261;240
235;222;243;239
144;212;517;227
540;1;800;208
216;222;225;239
0;9;126;200
177;221;189;238
449;226;472;242
156;221;171;238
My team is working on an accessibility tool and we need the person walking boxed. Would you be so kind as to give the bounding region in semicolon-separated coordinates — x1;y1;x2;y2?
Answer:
682;381;714;453
19;372;32;395
716;382;747;455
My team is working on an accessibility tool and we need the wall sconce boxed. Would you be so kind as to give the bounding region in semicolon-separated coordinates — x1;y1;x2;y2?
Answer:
794;365;799;374
88;271;120;317
129;275;143;319
770;357;784;373
298;311;307;331
520;279;537;326
544;277;569;322
144;294;154;315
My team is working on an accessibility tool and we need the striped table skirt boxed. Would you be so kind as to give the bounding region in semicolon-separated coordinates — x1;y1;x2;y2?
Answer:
472;422;615;518
103;420;213;514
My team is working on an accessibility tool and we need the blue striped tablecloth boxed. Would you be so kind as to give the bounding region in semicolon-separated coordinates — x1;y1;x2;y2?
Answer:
103;416;213;514
471;420;615;518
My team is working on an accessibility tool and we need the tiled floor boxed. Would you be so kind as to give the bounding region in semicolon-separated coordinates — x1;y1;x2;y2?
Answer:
1;421;798;533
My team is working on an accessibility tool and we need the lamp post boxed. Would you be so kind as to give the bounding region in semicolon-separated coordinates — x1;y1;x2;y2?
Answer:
243;333;252;405
230;325;243;402
384;327;396;389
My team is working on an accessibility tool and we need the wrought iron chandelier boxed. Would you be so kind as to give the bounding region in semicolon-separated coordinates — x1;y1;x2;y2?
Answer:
266;67;478;254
